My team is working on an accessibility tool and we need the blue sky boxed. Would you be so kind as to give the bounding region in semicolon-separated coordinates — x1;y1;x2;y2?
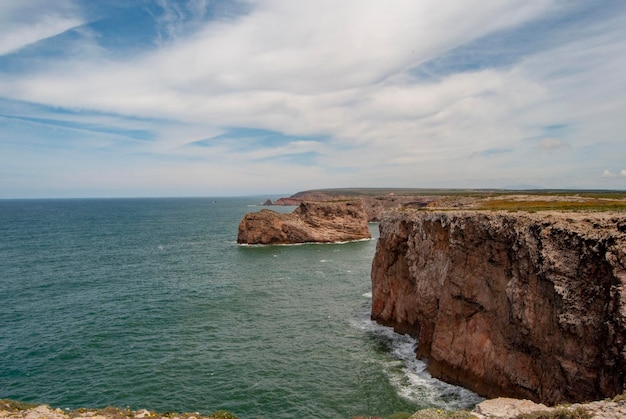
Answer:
1;0;625;198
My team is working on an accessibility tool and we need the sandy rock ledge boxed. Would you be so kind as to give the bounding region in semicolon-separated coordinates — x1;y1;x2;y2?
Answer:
4;398;626;419
472;396;626;418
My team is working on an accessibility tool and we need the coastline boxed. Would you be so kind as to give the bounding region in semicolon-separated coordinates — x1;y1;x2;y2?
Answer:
4;192;625;418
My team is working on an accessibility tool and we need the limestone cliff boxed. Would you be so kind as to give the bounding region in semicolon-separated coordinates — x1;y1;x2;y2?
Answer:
371;210;626;405
237;201;371;244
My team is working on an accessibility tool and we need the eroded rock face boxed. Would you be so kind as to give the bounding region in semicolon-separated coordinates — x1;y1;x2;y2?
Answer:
237;201;371;244
371;210;626;405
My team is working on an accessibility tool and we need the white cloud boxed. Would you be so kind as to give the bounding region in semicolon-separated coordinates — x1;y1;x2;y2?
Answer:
2;0;626;196
1;1;554;110
0;0;84;55
602;170;617;178
620;170;626;177
0;0;557;182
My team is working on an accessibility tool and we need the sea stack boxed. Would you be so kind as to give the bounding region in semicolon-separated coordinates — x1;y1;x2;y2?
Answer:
237;201;371;244
371;209;626;405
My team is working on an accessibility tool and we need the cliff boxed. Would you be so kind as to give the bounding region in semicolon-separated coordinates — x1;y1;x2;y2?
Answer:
237;201;371;244
371;210;626;405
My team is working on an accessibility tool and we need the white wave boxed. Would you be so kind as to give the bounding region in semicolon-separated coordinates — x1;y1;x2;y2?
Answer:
353;317;484;411
237;238;372;247
391;335;483;409
362;291;372;298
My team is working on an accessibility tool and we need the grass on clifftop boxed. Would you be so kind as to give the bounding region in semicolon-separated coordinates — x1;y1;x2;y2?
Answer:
474;198;626;212
514;407;591;419
291;188;626;212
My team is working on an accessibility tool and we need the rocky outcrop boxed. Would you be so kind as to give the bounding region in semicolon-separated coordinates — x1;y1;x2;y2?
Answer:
237;201;371;244
371;210;626;405
272;191;454;222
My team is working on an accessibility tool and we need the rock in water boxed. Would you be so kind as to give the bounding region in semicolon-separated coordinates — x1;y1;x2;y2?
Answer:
371;210;626;405
237;201;371;244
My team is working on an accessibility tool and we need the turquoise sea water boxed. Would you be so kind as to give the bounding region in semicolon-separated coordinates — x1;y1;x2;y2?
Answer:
0;197;480;418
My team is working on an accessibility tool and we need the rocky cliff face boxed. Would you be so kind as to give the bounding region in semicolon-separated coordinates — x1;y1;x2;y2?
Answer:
371;210;626;405
237;201;371;244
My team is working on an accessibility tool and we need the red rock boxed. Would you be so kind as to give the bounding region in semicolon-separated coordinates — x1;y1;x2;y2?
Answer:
371;210;626;405
237;201;371;244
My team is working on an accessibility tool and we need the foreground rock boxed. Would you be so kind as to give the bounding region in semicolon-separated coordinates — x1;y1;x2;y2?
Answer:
237;201;371;244
472;396;626;418
0;402;238;419
371;210;626;405
5;398;626;419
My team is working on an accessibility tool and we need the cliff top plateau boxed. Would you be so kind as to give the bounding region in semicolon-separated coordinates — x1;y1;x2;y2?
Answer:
269;189;626;221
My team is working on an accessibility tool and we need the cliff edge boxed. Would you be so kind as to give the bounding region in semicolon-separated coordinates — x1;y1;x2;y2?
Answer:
237;201;371;244
371;210;626;405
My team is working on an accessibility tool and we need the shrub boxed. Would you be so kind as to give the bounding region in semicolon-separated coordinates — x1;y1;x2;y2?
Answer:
208;410;238;419
407;408;477;419
0;400;39;411
515;407;591;419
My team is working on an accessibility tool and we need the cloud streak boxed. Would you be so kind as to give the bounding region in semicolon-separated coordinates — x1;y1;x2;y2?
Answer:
0;0;85;55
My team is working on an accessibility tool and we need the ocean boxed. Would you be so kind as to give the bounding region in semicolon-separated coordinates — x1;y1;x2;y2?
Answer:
0;197;481;418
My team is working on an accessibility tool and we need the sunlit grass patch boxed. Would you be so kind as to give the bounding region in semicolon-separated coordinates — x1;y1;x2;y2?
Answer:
514;407;591;419
474;198;626;212
0;399;39;411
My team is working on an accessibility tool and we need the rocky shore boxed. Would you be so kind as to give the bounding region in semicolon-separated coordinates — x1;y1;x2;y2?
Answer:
0;402;237;419
3;396;626;419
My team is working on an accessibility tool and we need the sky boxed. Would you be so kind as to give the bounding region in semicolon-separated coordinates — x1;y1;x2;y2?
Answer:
1;0;626;198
